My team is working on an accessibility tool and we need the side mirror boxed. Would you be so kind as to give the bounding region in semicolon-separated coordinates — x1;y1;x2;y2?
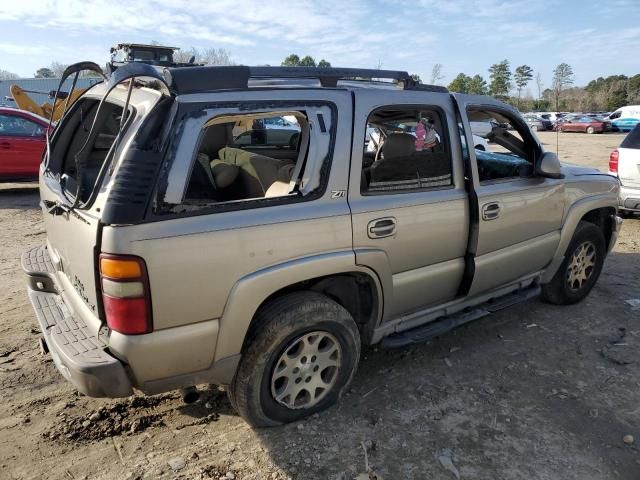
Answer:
536;151;563;179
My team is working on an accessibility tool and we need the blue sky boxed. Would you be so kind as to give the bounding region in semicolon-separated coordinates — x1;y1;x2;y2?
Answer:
0;0;639;91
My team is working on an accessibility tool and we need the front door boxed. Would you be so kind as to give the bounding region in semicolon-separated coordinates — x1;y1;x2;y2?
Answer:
348;90;469;320
455;95;564;296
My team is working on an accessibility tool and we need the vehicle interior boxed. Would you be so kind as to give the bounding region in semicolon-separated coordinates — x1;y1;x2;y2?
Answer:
49;98;125;203
185;111;307;203
467;108;535;182
361;108;452;193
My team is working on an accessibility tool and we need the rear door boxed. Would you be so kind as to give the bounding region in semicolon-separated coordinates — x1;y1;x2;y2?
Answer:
454;94;564;295
40;94;129;329
121;88;354;341
348;89;468;319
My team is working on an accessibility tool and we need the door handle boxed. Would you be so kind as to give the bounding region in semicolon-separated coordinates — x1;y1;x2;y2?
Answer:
482;202;501;221
368;217;396;238
0;142;10;150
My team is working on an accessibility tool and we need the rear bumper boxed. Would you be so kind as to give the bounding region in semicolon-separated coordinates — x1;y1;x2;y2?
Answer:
22;245;133;398
619;184;640;211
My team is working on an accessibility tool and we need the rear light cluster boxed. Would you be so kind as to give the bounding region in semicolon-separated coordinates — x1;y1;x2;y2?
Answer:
609;149;619;174
99;254;152;335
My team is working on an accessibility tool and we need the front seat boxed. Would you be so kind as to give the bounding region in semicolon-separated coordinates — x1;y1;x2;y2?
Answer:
381;133;416;160
370;133;417;183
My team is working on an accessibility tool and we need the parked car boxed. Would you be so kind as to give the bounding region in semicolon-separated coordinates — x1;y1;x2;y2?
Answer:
537;112;567;125
23;63;621;427
0;107;50;181
609;123;640;214
558;116;611;134
470;120;498;137
607;105;640;132
233;127;300;148
553;115;575;130
523;114;553;131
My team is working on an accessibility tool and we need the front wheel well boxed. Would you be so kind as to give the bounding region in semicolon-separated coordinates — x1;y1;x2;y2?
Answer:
580;207;616;247
243;273;380;350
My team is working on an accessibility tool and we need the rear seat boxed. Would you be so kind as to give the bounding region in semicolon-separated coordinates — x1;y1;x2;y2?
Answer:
215;147;295;198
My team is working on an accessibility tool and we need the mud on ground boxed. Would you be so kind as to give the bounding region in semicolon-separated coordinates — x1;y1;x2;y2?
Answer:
0;133;639;479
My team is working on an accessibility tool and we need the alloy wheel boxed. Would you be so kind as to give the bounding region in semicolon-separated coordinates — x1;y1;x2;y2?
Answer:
566;241;596;291
270;331;342;409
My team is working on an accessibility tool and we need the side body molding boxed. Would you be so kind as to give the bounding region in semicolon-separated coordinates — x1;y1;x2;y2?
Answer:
213;250;384;362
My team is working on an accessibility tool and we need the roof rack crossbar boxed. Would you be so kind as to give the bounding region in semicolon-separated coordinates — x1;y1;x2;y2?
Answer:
247;66;414;86
162;65;449;94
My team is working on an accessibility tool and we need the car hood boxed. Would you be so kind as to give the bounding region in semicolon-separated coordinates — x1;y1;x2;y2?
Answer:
560;163;606;176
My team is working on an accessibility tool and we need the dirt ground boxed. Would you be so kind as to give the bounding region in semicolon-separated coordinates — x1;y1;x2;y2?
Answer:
1;132;639;480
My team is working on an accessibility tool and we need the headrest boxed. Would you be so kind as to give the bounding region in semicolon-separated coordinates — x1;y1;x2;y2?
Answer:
210;159;240;188
382;133;416;159
200;124;231;158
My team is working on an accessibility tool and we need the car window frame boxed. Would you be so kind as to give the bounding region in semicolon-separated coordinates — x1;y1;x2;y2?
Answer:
359;104;454;196
153;99;338;219
465;105;541;186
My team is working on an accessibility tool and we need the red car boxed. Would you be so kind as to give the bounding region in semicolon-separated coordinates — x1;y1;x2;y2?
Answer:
558;115;611;134
0;107;50;181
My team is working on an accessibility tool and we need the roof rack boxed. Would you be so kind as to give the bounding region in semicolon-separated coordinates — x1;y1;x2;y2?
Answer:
162;66;449;95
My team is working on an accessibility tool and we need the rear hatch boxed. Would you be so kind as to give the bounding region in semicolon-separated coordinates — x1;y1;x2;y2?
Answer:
39;62;171;333
618;125;640;187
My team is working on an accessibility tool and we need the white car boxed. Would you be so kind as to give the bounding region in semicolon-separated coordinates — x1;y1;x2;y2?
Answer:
609;123;640;213
265;116;300;130
607;105;640;133
469;120;494;138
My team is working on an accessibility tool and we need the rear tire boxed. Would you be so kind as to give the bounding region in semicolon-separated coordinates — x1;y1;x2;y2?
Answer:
541;221;606;305
228;292;361;427
586;126;595;134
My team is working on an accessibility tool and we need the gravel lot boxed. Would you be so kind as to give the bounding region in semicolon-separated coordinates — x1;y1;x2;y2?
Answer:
0;131;638;480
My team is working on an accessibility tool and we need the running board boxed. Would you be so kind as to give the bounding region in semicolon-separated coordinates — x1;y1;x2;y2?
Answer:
381;285;541;348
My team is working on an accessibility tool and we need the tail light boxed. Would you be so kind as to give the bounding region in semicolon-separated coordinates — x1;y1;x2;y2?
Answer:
99;254;152;335
609;149;619;174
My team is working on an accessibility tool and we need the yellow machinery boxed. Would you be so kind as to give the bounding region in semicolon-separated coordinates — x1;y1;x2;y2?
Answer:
9;85;86;122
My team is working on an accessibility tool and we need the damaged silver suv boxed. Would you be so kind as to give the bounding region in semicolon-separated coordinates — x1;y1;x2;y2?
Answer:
23;62;622;427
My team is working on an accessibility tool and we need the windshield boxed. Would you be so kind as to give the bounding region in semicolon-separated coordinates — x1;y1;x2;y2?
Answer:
130;48;174;64
621;124;640;149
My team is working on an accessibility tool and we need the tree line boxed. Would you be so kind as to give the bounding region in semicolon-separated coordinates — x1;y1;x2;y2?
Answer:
445;60;640;112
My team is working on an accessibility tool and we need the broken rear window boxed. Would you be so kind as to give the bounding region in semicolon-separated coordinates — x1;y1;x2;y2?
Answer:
46;97;131;204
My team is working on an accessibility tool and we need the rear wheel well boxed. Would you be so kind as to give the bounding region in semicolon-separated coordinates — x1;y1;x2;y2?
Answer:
580;207;616;247
243;273;380;350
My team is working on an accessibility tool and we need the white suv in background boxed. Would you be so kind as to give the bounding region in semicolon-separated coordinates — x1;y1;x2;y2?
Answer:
610;124;640;213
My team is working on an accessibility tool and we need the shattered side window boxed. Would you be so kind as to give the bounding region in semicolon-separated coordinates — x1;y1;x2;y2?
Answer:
467;108;536;183
158;103;335;213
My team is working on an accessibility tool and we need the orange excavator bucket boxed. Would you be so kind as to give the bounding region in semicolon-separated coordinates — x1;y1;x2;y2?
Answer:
10;85;86;123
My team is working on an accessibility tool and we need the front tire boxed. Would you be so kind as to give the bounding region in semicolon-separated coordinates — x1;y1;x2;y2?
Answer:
228;292;361;427
586;126;595;134
541;221;606;305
